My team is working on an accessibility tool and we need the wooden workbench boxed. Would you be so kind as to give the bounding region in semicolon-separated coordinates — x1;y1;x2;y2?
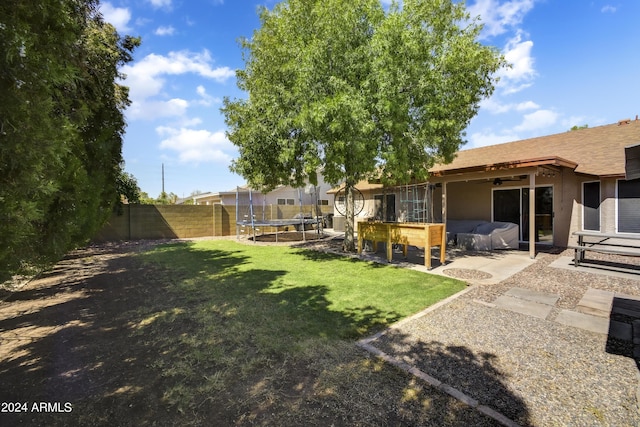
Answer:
357;222;446;269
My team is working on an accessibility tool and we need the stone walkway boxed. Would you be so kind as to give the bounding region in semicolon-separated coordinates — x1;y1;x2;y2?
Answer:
483;286;640;351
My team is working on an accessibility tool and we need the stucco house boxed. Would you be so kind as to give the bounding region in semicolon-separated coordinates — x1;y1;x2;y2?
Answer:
334;118;640;258
191;176;335;213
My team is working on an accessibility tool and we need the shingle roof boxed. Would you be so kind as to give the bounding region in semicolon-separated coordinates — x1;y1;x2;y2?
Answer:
430;119;640;177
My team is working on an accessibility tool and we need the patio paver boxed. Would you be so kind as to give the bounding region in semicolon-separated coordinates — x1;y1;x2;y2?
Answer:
504;287;559;305
555;309;610;335
576;288;614;317
493;295;554;320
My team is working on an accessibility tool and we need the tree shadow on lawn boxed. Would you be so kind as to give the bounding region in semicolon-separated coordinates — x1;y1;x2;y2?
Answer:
290;247;389;268
0;241;523;426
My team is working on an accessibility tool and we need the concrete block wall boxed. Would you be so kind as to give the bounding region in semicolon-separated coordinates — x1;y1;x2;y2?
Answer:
94;206;132;241
135;205;213;239
94;204;334;242
94;205;214;241
214;204;232;236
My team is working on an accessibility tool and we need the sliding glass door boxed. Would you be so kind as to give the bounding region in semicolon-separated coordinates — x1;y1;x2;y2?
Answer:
493;186;553;243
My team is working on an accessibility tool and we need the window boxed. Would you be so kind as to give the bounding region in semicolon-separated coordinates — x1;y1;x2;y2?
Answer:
583;181;600;231
618;178;640;233
277;198;295;205
287;198;294;205
317;199;329;206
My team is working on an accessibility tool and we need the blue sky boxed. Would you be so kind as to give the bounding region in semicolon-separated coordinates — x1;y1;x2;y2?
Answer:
100;0;640;198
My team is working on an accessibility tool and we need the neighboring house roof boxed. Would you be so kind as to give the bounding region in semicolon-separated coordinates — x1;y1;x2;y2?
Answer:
430;118;640;178
327;181;384;194
190;192;217;200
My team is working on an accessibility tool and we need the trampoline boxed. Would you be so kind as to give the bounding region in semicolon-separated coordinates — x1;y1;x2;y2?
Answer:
236;217;320;242
236;186;324;242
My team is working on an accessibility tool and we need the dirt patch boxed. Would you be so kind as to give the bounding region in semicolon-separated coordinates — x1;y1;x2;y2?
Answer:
0;241;179;425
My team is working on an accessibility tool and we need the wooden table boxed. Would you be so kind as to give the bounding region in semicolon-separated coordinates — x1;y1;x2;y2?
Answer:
571;231;640;267
357;222;446;269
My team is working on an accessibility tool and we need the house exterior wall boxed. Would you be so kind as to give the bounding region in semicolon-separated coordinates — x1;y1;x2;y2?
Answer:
219;193;235;205
553;169;580;247
435;167;585;247
223;178;335;212
567;176;622;246
192;194;221;205
446;181;493;221
601;178;618;234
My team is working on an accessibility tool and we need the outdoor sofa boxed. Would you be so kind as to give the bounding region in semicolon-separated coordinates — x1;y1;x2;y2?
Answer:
446;219;488;244
456;221;519;251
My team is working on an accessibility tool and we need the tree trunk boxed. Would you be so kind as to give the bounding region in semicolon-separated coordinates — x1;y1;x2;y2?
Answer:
343;181;356;252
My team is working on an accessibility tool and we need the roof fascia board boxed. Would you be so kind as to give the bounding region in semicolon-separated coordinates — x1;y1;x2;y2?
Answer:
430;156;578;177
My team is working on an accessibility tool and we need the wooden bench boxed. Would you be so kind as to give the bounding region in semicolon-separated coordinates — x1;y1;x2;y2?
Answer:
569;231;640;267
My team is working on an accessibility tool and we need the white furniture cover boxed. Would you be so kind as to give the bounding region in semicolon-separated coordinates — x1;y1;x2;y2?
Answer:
456;222;519;250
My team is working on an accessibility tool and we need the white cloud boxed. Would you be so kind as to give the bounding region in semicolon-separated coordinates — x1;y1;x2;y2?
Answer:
99;2;132;33
468;130;520;148
496;31;536;94
155;25;176;36
480;98;538;114
515;100;539;111
148;0;172;8
135;17;152;27
120;50;234;120
180;117;204;127
468;0;535;39
195;85;220;106
601;5;617;13
122;50;234;90
514;109;558;132
480;98;511;114
129;98;189;121
157;127;233;163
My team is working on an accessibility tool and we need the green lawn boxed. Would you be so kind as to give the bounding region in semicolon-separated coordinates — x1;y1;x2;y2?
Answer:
137;240;467;419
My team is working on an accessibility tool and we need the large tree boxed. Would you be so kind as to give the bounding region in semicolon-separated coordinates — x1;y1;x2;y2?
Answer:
0;0;139;279
222;0;505;251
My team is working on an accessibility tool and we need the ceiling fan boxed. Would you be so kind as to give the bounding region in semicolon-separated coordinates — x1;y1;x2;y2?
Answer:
492;175;527;186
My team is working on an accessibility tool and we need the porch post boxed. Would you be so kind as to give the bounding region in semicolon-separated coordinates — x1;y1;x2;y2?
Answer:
529;172;536;259
441;181;447;224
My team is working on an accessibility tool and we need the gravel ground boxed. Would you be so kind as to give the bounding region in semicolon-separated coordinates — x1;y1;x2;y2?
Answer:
375;250;640;426
299;238;640;426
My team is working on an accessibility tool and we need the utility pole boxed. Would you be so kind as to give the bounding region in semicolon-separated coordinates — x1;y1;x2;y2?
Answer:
162;163;165;194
